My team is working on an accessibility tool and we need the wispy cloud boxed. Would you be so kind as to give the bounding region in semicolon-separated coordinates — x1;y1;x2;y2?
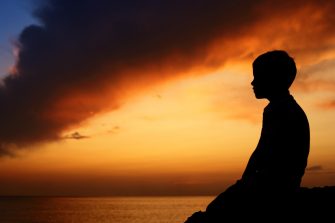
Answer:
305;165;335;175
295;58;335;92
306;165;323;172
107;126;121;134
64;132;90;140
317;100;335;109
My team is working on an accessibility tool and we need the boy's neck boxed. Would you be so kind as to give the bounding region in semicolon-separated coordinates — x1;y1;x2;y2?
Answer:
267;90;291;102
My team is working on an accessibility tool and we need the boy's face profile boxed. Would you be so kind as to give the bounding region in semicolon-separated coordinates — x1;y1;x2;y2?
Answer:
251;67;271;99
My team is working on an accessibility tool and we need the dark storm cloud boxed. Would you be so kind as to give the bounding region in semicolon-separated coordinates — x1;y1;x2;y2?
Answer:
0;0;335;155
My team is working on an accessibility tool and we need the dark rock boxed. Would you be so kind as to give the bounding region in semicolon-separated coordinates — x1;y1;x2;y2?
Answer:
184;186;335;222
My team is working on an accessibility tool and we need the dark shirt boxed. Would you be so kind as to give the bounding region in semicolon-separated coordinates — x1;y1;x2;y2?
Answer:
205;95;310;213
241;95;310;191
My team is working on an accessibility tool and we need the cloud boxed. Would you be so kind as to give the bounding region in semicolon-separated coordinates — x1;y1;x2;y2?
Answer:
107;126;121;134
64;132;89;140
294;58;335;92
301;59;335;78
0;144;16;158
305;165;335;175
306;165;323;172
1;0;335;155
317;100;335;109
295;79;335;93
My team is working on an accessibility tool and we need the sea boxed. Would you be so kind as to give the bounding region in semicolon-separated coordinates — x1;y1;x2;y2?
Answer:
0;196;213;223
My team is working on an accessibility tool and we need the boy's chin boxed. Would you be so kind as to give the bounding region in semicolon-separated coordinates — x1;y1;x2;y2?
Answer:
254;93;267;99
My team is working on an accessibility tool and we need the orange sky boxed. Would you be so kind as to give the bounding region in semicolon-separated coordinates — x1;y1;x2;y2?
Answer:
1;1;335;196
1;59;335;195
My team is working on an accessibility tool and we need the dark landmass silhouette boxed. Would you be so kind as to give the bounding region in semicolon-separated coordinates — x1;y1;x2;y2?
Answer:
185;186;335;222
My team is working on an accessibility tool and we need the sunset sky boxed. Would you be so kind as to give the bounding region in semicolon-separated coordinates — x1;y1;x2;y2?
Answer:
0;0;335;196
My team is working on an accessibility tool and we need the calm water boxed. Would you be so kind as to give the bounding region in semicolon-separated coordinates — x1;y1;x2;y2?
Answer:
0;196;213;223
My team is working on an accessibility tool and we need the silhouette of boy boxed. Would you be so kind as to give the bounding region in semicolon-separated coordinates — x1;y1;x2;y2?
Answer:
185;50;310;222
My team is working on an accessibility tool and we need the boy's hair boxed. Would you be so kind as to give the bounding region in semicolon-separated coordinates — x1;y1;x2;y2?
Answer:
253;50;296;88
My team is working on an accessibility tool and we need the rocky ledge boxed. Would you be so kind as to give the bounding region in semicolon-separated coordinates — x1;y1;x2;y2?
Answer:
185;186;335;222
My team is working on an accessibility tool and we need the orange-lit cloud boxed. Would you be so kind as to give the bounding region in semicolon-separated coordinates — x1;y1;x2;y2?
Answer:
306;165;323;172
1;0;335;155
317;100;335;109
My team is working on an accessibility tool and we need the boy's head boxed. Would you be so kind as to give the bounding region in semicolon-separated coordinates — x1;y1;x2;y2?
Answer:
252;50;296;99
